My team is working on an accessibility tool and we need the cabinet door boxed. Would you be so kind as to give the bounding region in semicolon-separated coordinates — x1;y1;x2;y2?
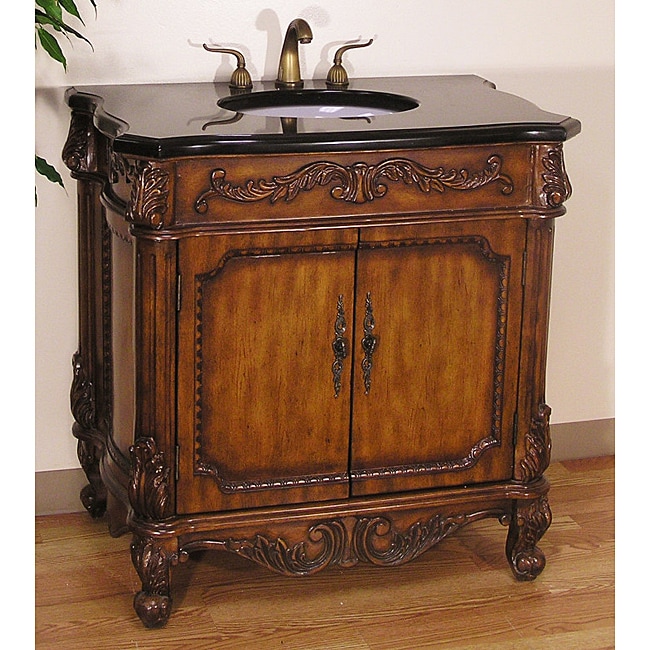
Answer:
350;219;526;496
177;229;357;513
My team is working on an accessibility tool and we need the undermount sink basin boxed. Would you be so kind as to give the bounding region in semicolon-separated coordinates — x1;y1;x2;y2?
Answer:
218;89;419;119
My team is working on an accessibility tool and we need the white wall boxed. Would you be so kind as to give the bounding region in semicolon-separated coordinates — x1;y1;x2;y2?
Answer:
34;0;615;472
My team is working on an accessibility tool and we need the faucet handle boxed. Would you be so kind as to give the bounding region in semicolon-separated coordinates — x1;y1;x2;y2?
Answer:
326;39;374;89
203;45;253;91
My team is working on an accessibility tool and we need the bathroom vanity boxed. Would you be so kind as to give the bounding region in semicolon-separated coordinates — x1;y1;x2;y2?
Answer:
64;72;580;627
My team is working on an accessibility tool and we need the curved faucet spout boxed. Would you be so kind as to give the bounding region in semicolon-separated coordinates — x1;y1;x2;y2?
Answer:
276;18;313;89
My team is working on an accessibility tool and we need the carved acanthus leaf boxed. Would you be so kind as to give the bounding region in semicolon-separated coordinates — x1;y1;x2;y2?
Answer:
541;146;572;207
353;514;468;565
126;163;170;229
506;495;551;580
518;403;552;482
225;519;349;576
220;513;471;577
62;111;93;174
70;351;96;431
195;155;514;213
129;437;172;520
130;536;175;595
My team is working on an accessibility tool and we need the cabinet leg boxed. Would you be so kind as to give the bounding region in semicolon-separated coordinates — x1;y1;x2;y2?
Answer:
73;424;107;518
130;535;177;628
506;495;551;581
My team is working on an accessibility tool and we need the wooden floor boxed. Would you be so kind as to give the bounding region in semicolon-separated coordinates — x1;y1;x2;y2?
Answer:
35;457;614;649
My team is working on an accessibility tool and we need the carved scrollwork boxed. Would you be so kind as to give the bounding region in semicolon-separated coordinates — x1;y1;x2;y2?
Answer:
110;152;133;184
62;111;93;174
70;351;96;431
194;155;514;213
518;403;552;482
540;146;572;208
125;162;170;229
220;512;471;577
129;437;172;521
225;519;349;577
70;350;107;518
353;514;468;566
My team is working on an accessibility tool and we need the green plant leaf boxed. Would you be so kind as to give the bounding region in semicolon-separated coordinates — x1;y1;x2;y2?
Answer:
36;0;63;23
36;12;94;51
36;10;64;31
37;26;67;69
59;0;84;24
63;23;93;49
35;155;65;188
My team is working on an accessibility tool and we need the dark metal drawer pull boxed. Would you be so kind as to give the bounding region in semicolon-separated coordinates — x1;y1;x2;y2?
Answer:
331;294;348;398
361;292;377;394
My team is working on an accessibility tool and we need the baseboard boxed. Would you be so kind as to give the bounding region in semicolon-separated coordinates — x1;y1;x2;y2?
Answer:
549;418;615;462
35;418;615;516
35;467;91;516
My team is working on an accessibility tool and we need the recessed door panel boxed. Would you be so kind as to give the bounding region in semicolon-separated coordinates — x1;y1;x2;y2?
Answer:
350;219;525;495
177;229;357;513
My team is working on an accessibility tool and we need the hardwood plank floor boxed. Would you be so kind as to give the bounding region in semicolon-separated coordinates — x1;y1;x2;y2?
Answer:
35;457;614;649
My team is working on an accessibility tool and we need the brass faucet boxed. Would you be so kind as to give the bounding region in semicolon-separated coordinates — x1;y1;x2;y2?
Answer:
275;18;313;89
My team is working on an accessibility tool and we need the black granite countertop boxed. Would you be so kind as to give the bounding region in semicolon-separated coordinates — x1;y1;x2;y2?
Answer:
65;75;581;158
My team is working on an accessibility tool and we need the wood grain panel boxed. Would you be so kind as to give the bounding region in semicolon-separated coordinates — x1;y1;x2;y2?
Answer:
351;218;525;494
176;228;358;513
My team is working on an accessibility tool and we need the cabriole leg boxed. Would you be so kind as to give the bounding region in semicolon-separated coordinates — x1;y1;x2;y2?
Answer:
130;535;177;628
506;494;551;581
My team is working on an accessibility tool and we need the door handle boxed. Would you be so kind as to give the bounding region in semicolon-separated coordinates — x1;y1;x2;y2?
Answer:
331;294;348;398
361;292;377;394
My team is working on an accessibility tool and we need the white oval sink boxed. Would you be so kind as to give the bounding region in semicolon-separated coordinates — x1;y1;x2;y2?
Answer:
218;89;419;119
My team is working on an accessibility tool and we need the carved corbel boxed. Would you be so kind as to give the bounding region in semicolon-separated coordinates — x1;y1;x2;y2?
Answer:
129;437;173;521
125;162;170;229
538;145;572;208
517;403;552;483
62;110;95;175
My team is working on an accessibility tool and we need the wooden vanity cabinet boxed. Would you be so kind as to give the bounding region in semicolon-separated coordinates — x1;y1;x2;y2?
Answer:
63;78;579;628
